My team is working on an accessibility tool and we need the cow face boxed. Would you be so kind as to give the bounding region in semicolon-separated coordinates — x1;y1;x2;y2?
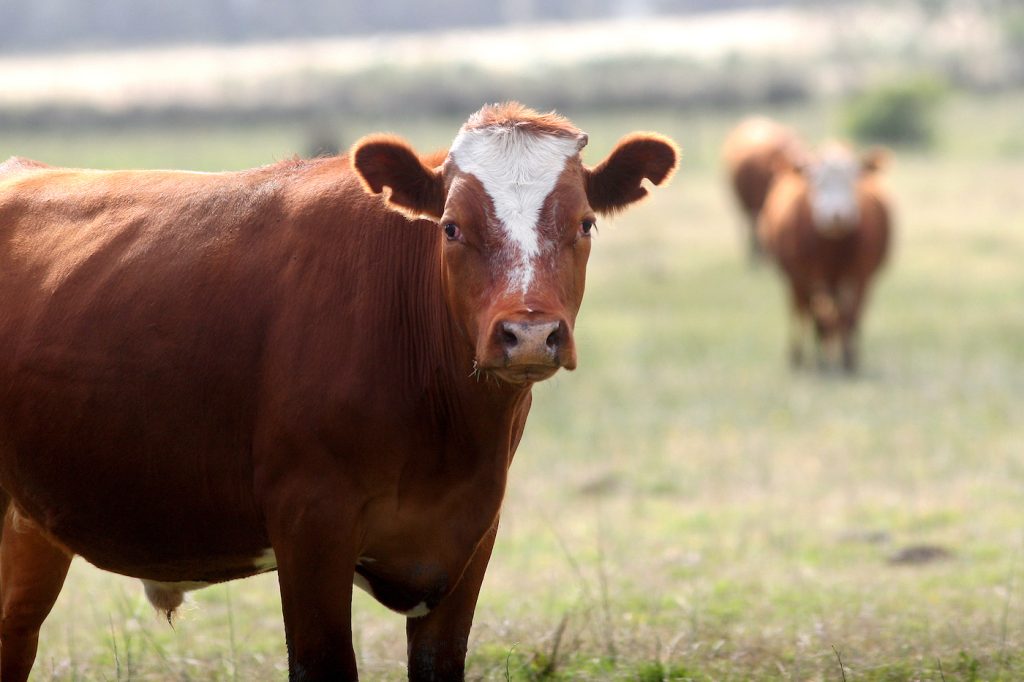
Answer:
352;103;678;385
801;142;887;236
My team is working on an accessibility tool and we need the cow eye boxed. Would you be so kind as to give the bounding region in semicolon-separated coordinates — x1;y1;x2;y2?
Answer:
443;222;461;241
580;219;596;236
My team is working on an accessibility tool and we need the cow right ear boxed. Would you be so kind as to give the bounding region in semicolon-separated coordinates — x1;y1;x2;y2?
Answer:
861;146;889;174
351;135;445;220
772;147;809;177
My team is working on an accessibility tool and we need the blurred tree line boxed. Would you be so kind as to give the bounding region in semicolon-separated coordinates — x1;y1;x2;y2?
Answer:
0;0;786;53
1;0;1020;154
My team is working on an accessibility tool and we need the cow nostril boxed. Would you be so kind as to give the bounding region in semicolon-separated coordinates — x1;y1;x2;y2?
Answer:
546;328;560;350
501;327;519;348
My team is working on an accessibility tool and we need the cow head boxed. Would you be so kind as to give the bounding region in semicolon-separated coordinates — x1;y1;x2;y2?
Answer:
352;103;678;385
795;141;888;236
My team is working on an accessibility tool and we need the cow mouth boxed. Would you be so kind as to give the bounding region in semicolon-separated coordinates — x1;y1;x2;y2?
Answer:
485;364;561;385
817;219;857;238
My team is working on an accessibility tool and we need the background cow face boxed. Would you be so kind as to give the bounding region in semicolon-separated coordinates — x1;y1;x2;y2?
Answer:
800;142;888;236
353;104;678;385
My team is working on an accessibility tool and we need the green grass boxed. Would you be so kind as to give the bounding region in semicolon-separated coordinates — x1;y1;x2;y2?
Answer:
10;91;1024;680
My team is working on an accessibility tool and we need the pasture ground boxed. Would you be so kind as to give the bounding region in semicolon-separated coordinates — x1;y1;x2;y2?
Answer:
4;92;1024;680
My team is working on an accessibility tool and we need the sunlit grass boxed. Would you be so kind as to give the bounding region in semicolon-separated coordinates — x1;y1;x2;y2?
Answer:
14;94;1024;679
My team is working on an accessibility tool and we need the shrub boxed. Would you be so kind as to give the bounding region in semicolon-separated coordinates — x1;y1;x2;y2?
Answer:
842;77;946;148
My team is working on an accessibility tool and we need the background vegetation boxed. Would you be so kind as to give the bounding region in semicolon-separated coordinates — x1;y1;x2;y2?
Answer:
2;2;1022;133
842;77;947;148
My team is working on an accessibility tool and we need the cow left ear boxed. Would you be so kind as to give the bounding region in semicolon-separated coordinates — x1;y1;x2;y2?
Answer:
862;146;889;174
586;133;679;215
351;135;445;220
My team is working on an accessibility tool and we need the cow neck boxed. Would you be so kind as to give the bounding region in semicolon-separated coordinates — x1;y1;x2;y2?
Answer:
363;215;531;452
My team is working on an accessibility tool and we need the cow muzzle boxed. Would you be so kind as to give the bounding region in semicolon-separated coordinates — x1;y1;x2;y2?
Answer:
816;218;857;238
478;316;576;384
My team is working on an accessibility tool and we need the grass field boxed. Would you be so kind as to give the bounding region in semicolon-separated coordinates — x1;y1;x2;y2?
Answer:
4;92;1024;680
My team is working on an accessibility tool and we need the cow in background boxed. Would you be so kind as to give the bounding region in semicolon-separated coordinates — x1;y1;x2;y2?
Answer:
722;116;805;262
758;141;892;372
0;103;678;681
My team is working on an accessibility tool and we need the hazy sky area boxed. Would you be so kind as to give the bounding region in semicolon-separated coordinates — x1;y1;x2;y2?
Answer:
0;0;786;53
0;4;1001;112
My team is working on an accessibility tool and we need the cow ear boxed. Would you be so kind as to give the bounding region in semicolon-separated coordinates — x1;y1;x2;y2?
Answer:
351;135;445;220
772;144;809;177
586;133;679;215
861;146;889;174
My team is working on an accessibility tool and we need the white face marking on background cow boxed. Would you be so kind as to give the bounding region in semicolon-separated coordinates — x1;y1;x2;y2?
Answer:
807;147;861;232
448;125;581;295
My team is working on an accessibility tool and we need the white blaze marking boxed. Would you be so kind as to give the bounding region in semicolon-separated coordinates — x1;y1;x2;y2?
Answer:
808;149;861;231
449;125;580;295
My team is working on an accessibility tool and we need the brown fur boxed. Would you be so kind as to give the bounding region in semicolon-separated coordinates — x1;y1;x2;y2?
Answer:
462;101;582;139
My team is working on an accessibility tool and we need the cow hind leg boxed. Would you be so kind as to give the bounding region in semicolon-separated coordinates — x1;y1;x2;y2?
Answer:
0;507;73;682
842;335;860;374
837;280;865;374
788;311;808;369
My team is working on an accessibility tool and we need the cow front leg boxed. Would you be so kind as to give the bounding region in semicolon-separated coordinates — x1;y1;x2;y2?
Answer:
789;310;810;369
746;217;764;265
788;286;812;369
841;334;860;373
837;279;865;374
810;288;841;370
268;497;360;681
0;508;73;682
406;522;497;682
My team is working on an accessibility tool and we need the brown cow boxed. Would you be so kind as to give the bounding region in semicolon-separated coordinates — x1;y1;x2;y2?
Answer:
0;103;677;681
758;140;891;372
721;116;804;261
